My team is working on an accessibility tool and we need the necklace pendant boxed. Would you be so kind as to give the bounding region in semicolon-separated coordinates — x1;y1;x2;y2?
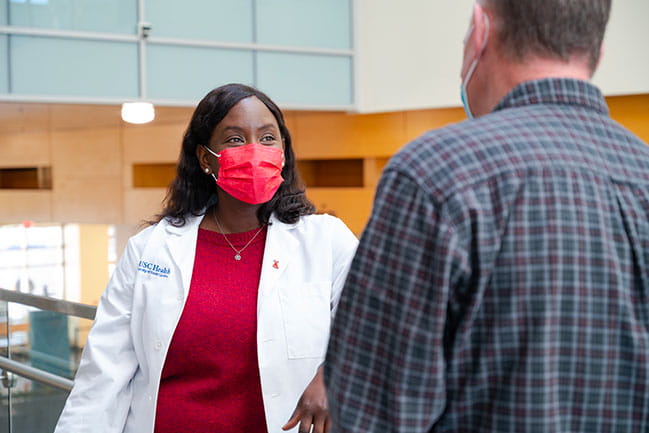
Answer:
234;254;242;261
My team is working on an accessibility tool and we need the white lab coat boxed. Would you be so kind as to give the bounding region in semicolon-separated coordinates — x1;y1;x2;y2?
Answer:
55;212;358;433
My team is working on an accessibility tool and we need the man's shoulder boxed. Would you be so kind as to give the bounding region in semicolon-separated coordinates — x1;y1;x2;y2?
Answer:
387;113;517;198
389;103;649;200
394;105;534;161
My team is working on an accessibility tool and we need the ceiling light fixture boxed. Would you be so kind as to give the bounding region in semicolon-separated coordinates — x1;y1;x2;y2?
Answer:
121;101;155;124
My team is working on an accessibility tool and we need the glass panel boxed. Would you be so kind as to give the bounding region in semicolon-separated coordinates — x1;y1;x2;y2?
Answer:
0;35;8;94
0;300;10;432
8;0;136;34
0;301;77;432
0;224;65;299
147;45;254;101
257;52;352;106
10;35;138;98
0;378;68;433
0;1;7;25
145;0;253;42
256;0;351;49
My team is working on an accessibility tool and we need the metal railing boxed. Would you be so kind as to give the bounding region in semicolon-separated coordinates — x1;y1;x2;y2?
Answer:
0;289;96;321
0;287;97;391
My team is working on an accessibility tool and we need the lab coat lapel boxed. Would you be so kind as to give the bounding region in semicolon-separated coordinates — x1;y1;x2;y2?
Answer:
164;214;203;296
257;215;299;313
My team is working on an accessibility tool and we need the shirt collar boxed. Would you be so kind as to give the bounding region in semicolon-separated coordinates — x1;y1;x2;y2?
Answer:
493;78;609;116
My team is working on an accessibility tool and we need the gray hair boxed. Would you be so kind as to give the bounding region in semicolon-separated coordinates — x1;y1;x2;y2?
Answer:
483;0;611;71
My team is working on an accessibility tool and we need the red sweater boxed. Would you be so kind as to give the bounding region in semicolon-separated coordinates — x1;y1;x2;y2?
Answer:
155;226;269;433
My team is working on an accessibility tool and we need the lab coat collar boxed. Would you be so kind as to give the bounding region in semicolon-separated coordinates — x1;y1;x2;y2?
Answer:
258;214;300;313
163;211;302;300
164;213;203;294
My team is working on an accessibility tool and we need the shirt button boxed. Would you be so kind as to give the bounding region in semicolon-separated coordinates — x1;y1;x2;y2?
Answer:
155;341;162;350
177;295;183;301
148;395;153;401
271;393;280;398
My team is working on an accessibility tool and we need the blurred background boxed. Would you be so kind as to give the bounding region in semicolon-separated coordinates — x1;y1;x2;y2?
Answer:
0;0;647;431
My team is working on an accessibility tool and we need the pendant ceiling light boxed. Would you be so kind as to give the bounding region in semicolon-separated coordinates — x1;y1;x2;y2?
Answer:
121;101;155;124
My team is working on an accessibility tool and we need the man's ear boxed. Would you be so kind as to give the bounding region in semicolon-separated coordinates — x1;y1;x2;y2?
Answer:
461;4;489;79
472;3;490;54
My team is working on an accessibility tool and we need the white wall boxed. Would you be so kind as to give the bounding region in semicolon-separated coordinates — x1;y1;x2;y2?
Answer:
355;0;649;113
592;0;649;95
355;0;473;113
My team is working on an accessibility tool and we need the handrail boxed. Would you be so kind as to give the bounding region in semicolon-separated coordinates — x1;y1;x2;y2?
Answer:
0;288;96;320
0;356;73;391
0;288;97;395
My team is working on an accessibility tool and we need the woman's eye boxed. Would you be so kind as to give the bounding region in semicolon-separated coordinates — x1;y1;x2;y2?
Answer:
225;136;244;143
261;135;276;142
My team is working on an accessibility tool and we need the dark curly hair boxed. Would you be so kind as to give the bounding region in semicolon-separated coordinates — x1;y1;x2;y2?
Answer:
155;83;314;227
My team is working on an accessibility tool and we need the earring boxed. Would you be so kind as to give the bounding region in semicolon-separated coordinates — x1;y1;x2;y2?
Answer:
204;168;210;173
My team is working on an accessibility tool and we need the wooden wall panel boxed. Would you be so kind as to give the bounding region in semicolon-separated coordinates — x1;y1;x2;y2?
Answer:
122;123;186;164
123;188;167;225
49;104;121;130
0;191;52;223
52;178;123;223
51;128;122;177
298;159;364;188
0;103;49;133
405;107;465;142
0;131;51;167
307;187;375;235
608;94;649;143
51;128;123;223
363;158;389;188
148;107;193;125
0;94;648;229
132;163;176;188
290;111;407;159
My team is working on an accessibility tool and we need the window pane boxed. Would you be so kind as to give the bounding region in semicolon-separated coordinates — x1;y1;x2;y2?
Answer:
8;0;136;34
256;0;351;49
0;224;65;298
0;1;7;25
145;0;253;42
0;35;7;94
257;52;352;106
147;45;254;101
10;35;138;98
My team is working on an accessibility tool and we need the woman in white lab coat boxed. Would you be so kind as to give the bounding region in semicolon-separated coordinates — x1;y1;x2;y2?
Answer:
55;83;358;433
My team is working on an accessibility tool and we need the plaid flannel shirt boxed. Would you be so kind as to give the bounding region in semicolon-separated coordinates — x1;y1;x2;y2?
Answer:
325;78;649;433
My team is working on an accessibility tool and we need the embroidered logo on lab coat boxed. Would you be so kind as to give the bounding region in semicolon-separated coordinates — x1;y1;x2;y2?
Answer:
137;261;171;278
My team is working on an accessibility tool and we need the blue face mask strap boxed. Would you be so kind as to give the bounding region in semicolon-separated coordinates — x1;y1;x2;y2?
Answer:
461;12;490;119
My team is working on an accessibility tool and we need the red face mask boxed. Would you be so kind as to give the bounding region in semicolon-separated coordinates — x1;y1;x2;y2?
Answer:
204;143;284;204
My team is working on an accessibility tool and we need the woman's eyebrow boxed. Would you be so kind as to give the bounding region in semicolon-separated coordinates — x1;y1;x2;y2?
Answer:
221;125;245;133
256;123;277;131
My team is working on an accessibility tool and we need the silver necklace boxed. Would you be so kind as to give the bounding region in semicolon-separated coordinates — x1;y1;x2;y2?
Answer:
213;212;265;261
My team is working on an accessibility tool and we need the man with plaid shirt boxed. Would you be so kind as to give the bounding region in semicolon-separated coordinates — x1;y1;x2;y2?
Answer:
325;0;649;432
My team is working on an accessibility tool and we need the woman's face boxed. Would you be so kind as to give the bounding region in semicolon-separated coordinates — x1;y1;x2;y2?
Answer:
199;96;284;176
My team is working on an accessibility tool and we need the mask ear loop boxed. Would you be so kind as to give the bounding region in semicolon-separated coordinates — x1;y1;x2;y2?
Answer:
466;13;490;78
202;145;221;180
461;12;490;118
202;145;221;158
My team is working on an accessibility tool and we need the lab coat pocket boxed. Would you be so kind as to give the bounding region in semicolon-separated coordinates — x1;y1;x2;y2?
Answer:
278;281;332;359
